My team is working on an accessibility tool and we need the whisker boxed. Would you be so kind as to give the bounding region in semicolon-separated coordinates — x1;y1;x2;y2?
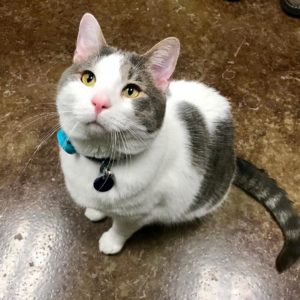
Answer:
107;131;113;169
62;122;79;150
116;131;122;166
112;132;117;170
118;130;126;166
120;131;131;168
4;115;59;140
20;123;61;176
105;117;148;147
1;112;58;126
106;131;114;174
127;128;147;147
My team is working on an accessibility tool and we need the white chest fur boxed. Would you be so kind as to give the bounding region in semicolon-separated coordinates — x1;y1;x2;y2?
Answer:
60;116;200;222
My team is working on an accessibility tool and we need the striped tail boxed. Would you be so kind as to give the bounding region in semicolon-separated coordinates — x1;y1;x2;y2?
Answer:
233;157;300;273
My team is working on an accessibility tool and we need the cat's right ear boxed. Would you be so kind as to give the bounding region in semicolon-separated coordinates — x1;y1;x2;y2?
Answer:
73;13;107;64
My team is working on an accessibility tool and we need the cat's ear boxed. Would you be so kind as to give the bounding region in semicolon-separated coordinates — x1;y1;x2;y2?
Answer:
73;13;107;64
143;37;180;90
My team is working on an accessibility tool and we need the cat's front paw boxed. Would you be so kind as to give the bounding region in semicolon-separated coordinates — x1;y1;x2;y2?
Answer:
99;231;125;255
85;208;106;222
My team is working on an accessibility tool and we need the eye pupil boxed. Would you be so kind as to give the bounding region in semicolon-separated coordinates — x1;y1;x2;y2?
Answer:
87;74;93;83
128;87;133;95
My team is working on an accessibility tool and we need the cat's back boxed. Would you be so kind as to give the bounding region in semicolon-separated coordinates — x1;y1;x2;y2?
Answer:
167;80;232;133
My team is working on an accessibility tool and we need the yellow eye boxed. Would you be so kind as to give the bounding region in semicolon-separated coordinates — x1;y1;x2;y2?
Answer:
122;84;140;99
81;71;96;87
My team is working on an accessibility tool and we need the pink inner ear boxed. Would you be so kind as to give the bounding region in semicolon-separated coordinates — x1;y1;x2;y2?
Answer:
145;38;180;91
73;13;106;64
151;62;175;90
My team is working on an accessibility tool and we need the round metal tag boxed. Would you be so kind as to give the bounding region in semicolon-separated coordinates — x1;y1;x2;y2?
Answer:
93;175;114;192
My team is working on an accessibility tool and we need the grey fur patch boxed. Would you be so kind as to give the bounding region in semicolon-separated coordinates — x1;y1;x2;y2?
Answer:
286;228;300;240
120;53;148;82
265;193;282;209
234;157;300;246
278;211;290;224
134;95;165;133
99;46;118;57
120;52;166;133
285;215;300;232
189;120;235;211
177;102;209;169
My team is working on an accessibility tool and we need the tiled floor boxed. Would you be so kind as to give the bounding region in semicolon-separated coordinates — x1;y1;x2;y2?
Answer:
0;0;299;299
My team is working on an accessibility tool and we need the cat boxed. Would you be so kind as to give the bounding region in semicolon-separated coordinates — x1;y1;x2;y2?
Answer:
56;13;300;273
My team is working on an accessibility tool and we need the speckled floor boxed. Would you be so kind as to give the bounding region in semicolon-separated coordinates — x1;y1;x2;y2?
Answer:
0;0;299;299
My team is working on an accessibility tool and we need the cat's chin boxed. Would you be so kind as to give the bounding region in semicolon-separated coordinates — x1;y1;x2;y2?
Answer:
86;121;107;135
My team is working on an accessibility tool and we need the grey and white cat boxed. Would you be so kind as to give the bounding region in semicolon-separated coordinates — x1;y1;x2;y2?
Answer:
56;13;300;272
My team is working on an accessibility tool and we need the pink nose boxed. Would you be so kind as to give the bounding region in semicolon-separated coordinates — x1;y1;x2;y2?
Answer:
91;97;110;114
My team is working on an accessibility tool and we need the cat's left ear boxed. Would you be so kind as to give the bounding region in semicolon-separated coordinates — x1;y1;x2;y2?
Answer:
143;37;180;90
73;13;107;64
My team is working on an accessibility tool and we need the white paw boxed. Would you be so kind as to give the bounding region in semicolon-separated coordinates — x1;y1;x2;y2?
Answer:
85;208;106;222
99;231;125;255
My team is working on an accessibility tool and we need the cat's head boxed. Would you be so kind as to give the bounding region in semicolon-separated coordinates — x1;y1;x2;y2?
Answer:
56;13;180;157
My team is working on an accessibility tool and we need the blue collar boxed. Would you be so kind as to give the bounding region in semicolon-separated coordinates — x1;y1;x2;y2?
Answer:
56;128;112;164
57;128;76;154
57;128;112;163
